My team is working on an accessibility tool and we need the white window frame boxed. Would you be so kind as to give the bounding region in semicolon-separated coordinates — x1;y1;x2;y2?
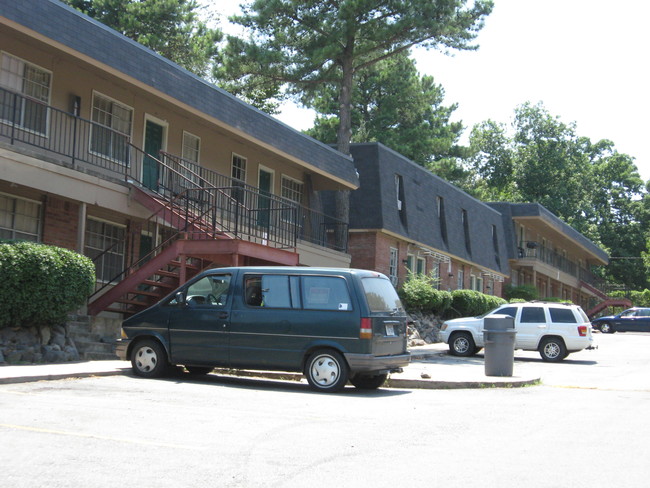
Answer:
389;247;399;286
416;257;426;275
231;153;247;183
84;217;126;283
457;267;464;290
0;51;52;135
90;91;133;164
182;131;200;163
0;192;42;242
281;175;303;223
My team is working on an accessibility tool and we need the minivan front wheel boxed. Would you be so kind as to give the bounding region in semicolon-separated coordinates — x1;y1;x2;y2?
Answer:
131;339;169;378
449;332;476;357
305;350;349;393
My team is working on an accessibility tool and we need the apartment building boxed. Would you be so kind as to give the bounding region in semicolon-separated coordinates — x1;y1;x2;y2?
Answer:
337;143;509;296
0;0;358;316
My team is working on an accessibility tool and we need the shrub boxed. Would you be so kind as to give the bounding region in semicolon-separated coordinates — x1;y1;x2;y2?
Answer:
450;289;506;318
399;273;452;315
0;241;95;328
504;284;539;301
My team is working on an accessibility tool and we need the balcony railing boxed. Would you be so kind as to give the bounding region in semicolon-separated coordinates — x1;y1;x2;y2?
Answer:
0;86;348;252
517;241;599;286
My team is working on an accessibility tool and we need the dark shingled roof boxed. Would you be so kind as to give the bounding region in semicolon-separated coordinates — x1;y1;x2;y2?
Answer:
487;202;609;264
340;143;510;275
0;0;358;187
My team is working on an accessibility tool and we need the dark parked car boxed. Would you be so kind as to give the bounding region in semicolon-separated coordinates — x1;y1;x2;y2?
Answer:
591;308;650;333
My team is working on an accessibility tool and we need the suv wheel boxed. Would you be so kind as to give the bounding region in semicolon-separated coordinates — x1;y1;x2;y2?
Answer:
539;337;568;362
449;332;477;357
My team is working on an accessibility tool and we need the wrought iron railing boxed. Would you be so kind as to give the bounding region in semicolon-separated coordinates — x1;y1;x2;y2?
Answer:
0;86;348;252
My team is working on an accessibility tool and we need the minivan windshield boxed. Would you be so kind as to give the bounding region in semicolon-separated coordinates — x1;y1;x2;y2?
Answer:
361;277;404;313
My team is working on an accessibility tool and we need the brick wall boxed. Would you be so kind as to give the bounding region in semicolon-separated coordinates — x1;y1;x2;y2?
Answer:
42;196;79;251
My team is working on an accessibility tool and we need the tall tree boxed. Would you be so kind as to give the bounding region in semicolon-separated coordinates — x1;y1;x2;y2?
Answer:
304;52;466;169
62;0;222;78
224;0;494;242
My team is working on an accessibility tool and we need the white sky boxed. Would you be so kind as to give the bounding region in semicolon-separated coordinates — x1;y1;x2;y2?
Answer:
208;0;650;181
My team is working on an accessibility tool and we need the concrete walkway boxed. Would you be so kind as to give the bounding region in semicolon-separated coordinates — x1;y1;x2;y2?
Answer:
0;342;541;389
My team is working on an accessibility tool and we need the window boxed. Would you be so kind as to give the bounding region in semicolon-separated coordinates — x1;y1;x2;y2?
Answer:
437;196;447;245
90;92;132;163
416;257;426;275
0;52;51;134
405;254;414;273
183;275;230;307
281;176;303;223
362;277;403;313
231;153;247;182
549;307;577;323
245;275;295;308
457;266;464;290
520;307;546;323
178;131;201;186
84;218;125;282
462;209;471;255
493;307;518;319
0;193;41;241
431;263;440;289
470;274;477;291
389;247;399;286
302;276;352;311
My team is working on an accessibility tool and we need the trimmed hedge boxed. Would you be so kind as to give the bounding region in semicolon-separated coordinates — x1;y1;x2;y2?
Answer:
504;284;539;301
399;273;504;318
0;241;95;328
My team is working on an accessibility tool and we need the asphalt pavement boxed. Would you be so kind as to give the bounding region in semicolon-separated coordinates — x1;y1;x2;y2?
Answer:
0;342;541;389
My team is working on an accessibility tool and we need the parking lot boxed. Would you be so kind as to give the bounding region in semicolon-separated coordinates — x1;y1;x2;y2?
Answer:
1;332;650;487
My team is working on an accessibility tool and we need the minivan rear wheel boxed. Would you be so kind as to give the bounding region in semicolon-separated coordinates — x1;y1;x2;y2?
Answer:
449;332;477;357
131;339;169;378
305;350;349;393
350;373;388;390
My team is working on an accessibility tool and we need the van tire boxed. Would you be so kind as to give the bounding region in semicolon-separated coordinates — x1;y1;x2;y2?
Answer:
131;339;169;378
350;373;388;390
305;350;349;393
449;332;476;357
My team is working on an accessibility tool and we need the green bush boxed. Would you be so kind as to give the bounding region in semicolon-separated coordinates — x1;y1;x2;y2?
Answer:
0;241;95;328
399;273;452;315
504;284;539;301
450;289;506;318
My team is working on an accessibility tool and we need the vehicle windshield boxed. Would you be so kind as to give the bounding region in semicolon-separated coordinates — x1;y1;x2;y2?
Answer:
361;277;404;313
477;306;504;319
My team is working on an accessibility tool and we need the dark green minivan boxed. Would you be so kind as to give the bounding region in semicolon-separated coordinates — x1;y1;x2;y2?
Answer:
115;267;410;392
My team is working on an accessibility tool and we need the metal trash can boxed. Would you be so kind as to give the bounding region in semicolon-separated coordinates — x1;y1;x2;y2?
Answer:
483;315;516;377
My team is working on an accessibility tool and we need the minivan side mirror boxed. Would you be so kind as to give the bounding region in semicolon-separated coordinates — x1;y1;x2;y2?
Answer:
175;291;187;306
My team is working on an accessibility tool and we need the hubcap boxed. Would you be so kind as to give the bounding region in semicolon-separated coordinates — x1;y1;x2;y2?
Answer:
454;337;469;354
310;355;340;386
135;346;157;372
544;342;560;359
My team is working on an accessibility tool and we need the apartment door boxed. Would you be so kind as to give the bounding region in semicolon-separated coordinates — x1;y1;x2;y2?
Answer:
143;119;165;190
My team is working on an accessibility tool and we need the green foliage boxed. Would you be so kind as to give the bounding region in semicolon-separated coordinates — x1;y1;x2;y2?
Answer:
611;289;650;308
504;284;539;302
0;241;95;328
63;0;222;78
450;289;505;317
399;273;451;314
304;52;467;168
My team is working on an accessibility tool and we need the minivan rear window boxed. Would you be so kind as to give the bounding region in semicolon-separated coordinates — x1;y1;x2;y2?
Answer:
361;277;403;313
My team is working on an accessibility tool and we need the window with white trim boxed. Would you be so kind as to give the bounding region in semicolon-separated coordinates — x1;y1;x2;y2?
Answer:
405;254;414;273
182;131;200;163
431;262;440;289
84;218;125;282
281;176;303;223
231;153;247;182
389;247;399;286
0;52;51;134
0;193;41;241
90;92;132;163
457;266;464;290
416;257;426;275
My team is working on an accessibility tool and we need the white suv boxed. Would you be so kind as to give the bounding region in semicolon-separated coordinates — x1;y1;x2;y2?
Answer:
439;302;594;362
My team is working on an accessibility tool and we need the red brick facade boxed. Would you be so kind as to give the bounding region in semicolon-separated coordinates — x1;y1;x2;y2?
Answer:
42;196;79;251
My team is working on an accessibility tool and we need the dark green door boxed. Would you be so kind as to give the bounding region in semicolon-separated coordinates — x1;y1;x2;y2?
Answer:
257;168;272;228
143;120;163;190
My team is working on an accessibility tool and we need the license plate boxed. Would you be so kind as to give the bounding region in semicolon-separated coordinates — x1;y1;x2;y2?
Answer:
385;324;395;336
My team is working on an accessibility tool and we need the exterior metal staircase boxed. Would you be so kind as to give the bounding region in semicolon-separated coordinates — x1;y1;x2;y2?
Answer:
87;150;300;317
